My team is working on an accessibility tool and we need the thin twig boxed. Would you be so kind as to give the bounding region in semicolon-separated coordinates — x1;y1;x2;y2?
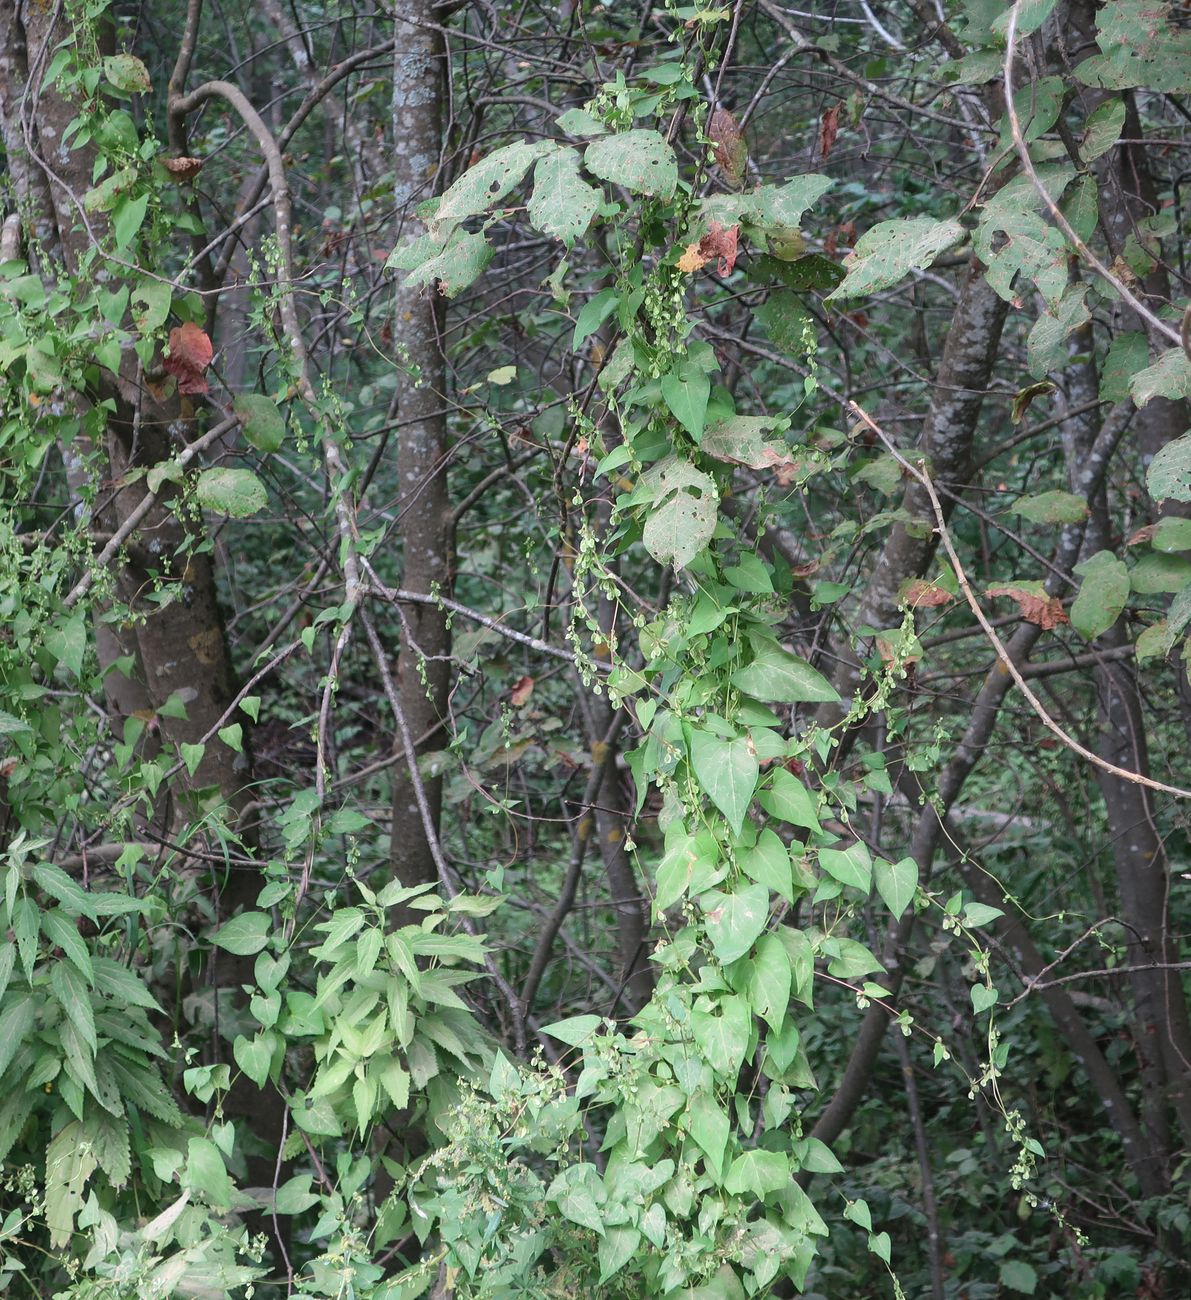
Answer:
849;401;1191;800
1003;3;1180;348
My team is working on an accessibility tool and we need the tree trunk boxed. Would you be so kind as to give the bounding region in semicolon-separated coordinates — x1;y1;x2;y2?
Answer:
389;7;453;916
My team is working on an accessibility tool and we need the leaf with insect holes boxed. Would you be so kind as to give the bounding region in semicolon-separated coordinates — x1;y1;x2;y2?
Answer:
196;468;268;518
828;217;964;300
583;130;677;198
1131;347;1191;408
528;148;600;245
1147;432;1191;504
163;322;213;395
103;54;151;93
390;228;494;299
422;141;553;237
641;457;718;569
701;416;806;485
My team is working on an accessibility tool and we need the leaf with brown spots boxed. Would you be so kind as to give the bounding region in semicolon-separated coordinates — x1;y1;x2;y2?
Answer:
163;322;213;396
987;583;1068;630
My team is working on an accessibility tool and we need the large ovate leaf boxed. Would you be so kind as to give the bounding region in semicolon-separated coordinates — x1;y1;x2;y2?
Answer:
689;995;751;1076
1013;490;1089;525
390;227;494;298
701;882;769;964
1077;0;1191;92
423;141;553;236
1131;347;1191;407
527;148;599;244
661;366;710;440
738;829;795;904
583;129;677;198
748;932;792;1030
731;645;839;704
874;856;918;919
827;217;963;300
641;457;718;569
688;729;758;834
195;467;268;518
1129;553;1191;594
1147;433;1191;503
1070;550;1130;640
233;394;286;453
757;769;821;833
687;1092;729;1175
723;1149;789;1197
548;1162;606;1234
212;911;271;955
818;842;872;894
184;1136;233;1212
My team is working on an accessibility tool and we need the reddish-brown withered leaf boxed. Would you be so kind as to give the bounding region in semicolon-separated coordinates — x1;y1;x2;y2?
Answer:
987;584;1068;630
161;156;203;180
164;322;213;395
903;579;954;608
509;676;534;707
708;107;747;185
819;105;841;161
697;221;739;275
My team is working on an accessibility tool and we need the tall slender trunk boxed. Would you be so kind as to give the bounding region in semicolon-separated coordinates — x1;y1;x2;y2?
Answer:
389;7;453;914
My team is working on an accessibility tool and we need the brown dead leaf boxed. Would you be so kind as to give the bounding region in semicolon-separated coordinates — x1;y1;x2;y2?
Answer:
819;104;841;160
1127;524;1158;547
677;242;708;273
161;156;203;180
877;635;920;666
163;321;213;395
510;675;534;707
987;584;1068;630
697;221;739;276
903;580;954;609
708;107;747;185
